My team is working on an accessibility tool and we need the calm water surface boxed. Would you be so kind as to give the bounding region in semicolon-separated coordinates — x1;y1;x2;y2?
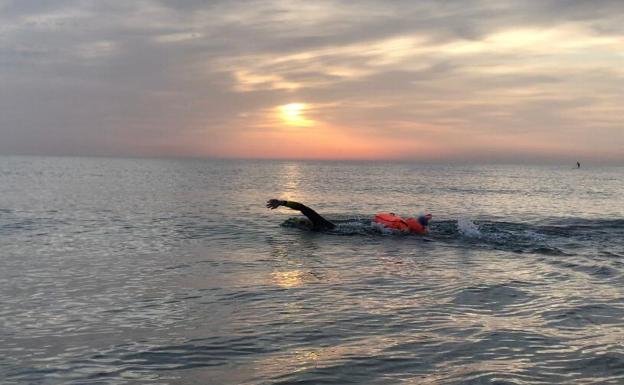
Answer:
1;156;624;384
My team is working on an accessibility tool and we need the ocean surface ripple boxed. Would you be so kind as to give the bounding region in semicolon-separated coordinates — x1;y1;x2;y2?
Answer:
1;157;624;384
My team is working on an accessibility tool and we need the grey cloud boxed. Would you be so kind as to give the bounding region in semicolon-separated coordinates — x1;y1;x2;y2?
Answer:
1;0;622;160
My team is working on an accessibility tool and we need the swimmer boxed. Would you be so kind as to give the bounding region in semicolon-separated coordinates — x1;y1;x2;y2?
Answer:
266;199;432;234
266;199;335;231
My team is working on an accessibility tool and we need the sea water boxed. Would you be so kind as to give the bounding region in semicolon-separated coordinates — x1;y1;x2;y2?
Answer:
1;156;624;384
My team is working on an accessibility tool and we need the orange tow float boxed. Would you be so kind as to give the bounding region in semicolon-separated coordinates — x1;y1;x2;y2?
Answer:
374;212;432;235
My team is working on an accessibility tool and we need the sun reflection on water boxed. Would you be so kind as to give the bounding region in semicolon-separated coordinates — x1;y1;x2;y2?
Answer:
271;270;306;288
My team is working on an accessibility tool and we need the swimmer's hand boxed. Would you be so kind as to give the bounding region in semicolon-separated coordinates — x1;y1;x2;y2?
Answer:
266;199;286;209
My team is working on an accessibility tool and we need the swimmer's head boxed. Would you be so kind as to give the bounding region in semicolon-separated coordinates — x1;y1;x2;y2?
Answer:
418;213;433;227
404;214;432;235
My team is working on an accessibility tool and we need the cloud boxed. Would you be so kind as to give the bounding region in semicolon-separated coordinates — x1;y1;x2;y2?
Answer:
0;0;622;161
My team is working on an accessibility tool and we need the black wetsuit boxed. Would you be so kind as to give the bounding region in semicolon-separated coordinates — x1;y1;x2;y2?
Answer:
283;201;335;231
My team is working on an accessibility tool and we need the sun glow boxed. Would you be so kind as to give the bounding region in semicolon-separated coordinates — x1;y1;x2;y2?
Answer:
278;103;314;126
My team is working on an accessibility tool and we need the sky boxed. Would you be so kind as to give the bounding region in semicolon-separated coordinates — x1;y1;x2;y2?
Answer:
1;0;623;162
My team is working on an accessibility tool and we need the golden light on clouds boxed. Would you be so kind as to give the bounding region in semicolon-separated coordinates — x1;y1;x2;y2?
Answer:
278;103;314;127
234;70;301;92
7;1;622;161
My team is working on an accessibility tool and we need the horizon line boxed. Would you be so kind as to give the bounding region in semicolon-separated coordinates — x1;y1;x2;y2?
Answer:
0;152;618;166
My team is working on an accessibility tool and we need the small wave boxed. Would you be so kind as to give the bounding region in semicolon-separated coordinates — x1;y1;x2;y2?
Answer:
279;216;622;259
542;303;624;328
368;221;404;236
333;221;378;235
539;218;624;236
333;220;408;236
530;246;568;256
453;283;532;312
282;217;407;236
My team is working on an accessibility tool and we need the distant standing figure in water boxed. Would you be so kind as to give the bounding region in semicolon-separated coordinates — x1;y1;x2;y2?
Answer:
577;161;581;168
266;199;432;234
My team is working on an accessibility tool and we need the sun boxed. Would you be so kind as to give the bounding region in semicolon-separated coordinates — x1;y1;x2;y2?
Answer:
278;103;313;126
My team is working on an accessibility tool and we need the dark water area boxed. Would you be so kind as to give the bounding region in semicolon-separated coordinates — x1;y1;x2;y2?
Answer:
1;156;624;384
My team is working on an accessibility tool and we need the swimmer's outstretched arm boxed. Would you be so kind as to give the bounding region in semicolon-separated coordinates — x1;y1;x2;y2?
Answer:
266;199;335;230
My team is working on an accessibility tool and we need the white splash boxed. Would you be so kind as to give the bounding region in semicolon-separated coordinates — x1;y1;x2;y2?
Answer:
334;221;370;235
370;221;402;235
520;230;546;242
457;218;482;238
